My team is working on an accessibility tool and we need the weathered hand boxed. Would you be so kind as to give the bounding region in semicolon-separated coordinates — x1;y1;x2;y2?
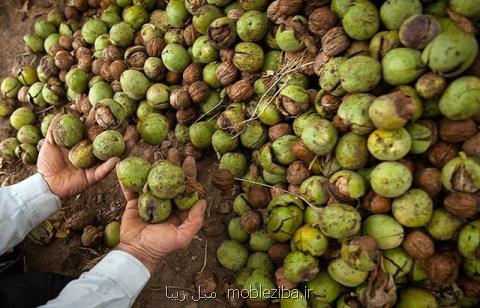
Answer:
37;113;138;199
116;154;206;272
117;184;206;272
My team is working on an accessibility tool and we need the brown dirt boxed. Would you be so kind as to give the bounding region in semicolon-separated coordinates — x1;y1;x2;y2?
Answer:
0;1;231;307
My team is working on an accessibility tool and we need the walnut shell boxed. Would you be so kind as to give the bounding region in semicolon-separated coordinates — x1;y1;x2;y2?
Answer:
81;225;102;247
439;118;477;143
240;210;262;233
227;79;254;103
462;133;480;157
104;45;123;62
268;123;293;141
286;160;310;185
183;63;203;85
268;243;291;264
211;168;235;191
362;190;391;214
216;61;239;86
54;51;75;71
292;139;316;162
308;7;338;37
183;24;201;47
402;231;435;260
443;192;478;218
414;167;442;197
188;81;210;103
321;27;350;57
426;254;458;285
427;142;458;168
109;60;127;81
278;0;303;16
176;108;197;125
170;88;191;110
146;37;165;57
247;185;271;209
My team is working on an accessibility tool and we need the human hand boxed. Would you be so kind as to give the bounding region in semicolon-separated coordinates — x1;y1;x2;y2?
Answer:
37;112;138;199
116;155;206;273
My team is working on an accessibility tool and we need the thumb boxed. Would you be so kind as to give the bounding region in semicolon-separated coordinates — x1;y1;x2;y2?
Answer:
176;200;207;246
89;157;121;183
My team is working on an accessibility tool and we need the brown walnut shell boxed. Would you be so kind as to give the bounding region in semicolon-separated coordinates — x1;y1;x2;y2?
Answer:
402;231;435;260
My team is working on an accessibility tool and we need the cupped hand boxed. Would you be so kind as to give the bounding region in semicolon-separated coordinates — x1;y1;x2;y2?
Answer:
37;112;138;199
116;153;207;272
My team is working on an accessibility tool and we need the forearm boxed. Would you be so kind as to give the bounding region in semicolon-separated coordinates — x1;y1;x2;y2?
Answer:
41;250;151;308
0;173;61;254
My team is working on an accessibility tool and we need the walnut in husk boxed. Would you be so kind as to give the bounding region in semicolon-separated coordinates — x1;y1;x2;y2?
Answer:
341;236;379;272
207;17;237;49
27;220;54;245
125;45;148;68
275;267;297;290
268;123;292;141
359;266;396;308
81;225;103;247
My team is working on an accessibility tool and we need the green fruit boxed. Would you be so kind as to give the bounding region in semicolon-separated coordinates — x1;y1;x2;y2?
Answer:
335;133;368;170
44;33;60;56
15;143;38;165
339;56;381;93
382;48;425;85
92;130;125;161
381;247;413;278
0;138;20;161
68;140;97;169
138;192;172;223
103;221;120;248
202;62;221;89
109;22;134;47
367;128;412;161
439;76;480;120
299;176;329;206
449;0;480;18
283;251;319;283
66;68;89;94
280;292;308;308
189;121;214;149
265;194;304;241
81;19;108;44
271;135;298;165
192;5;224;34
217;240;248;271
89;81;113;107
363;214;404;249
249;229;276;252
146;83;170;110
41;114;54;137
236;10;268;42
173;192;199;211
327;258;368;287
380;0;422;30
341;236;378;272
233;42;265;72
319;203;361;241
147;160;185;199
161;43;191;73
343;0;380;40
301;118;338;156
228;217;250;242
17;125;41;145
244;269;276;302
219;152;247;177
206;17;236;49
122;5;149;30
120;70;151;100
1;77;21;98
34;20;56;39
397;288;439;308
166;0;188;28
192;36;219;64
337;94;375;135
369;30;401;60
406;121;436;154
233;193;251;215
458;220;480;259
319;57;346;96
275;23;305;52
116;157;152;192
426;209;463;241
212;130;238;156
247;252;274;274
50;115;83;148
137;112;169;145
23;34;45;53
17;66;38;86
114;92;137;117
329;170;367;199
307;271;342;304
291;225;328;257
392;189;433;227
370;162;412;198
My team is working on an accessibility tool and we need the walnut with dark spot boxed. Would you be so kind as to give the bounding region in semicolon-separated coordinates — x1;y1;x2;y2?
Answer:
402;231;435;260
308;7;338;37
439;118;477;143
188;81;210;103
414;167;442;197
426;254;458;285
240;210;262;233
292;139;316;162
194;271;217;294
362;190;391;214
399;14;441;49
443;192;478;218
427;142;458;168
317;92;342;119
247;185;270;208
321;27;350;57
286;160;310;185
275;267;297;289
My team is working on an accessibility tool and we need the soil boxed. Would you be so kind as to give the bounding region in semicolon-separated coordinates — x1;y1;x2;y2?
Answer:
0;1;231;307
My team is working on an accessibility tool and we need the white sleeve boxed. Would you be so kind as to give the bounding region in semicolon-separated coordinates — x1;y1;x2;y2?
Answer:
42;250;151;308
0;173;61;255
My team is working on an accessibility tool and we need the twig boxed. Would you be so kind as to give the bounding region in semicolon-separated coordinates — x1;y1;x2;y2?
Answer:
36;105;56;115
199;240;208;273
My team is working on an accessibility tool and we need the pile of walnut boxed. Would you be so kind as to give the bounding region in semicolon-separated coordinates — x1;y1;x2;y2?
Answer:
1;0;480;307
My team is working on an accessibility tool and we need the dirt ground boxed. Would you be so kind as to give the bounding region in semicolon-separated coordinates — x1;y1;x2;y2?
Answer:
0;1;231;307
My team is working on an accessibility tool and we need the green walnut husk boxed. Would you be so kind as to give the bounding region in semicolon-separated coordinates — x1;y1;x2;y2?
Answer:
17;125;41;145
138;192;172;223
318;203;361;241
363;214;404;249
380;0;422;30
337;94;375;135
441;153;480;193
343;0;380;40
95;98;127;129
327;258;369;288
92;130;125;161
89;82;113;107
406;121;436;154
137;113;169;145
339;56;381;93
449;0;480;18
212;130;238;156
283;251;319;284
217;240;249;271
0;138;20;161
369;30;401;60
192;5;223;34
15;143;38;165
381;247;413;279
161;43;191;73
249;229;276;252
265;194;304;242
103;221;120;248
240;121;267;149
301;118;338;156
370;162;412;198
117;157;152;193
173;192;199;212
189;121;214;149
247;252;274;274
367;128;412;161
122;5;149;30
1;76;21;98
52;114;85;148
114;92;137;118
233;193;251;216
68;140;97;169
320;57;346;96
40;114;54;137
335;133;369;170
244;269;276;302
236;10;268;42
341;236;378;272
228;217;249;243
438;76;480;121
146;83;170;110
392;189;433;227
23;34;45;53
426;208;463;241
233;42;265;72
382;48;425;85
291;225;328;257
218;152;247;177
307;271;342;304
66;68;89;94
271;135;298;165
0;97;16;117
397;288;439;308
458;220;480;259
192;35;219;64
299;176;329;207
147;160;185;199
120;70;151;100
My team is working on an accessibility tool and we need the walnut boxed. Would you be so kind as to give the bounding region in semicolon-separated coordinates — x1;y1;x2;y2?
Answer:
194;271;217;294
439;118;477;143
402;231;435;260
317;92;342;119
169;88;191;110
64;6;79;20
278;0;303;16
103;45;123;62
188;81;210;103
308;7;338;37
166;71;181;85
78;55;93;72
216;62;239;86
321;27;350;57
176;108;197;125
125;46;148;68
288;184;300;195
81;225;103;247
427;141;458;168
227;79;254;103
184;142;203;160
268;243;291;264
87;123;104;141
211;168;235;191
72;36;86;51
414;167;442;197
266;1;282;23
54;50;75;70
332;114;351;135
92;59;106;75
17;86;29;104
183;24;201;46
247;185;271;208
227;8;245;20
220;48;235;63
268;123;292;141
59;35;73;51
134;31;143;46
270;184;287;199
240;210;262;233
287;160;310;185
146;37;165;57
75;94;92;116
426;254;458;285
275;267;297;290
75;46;91;61
443;192;478;218
183;63;203;85
458;277;480;298
109;60;127;81
362;190;391;214
100;61;112;81
292;139;316;162
462;133;480;157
